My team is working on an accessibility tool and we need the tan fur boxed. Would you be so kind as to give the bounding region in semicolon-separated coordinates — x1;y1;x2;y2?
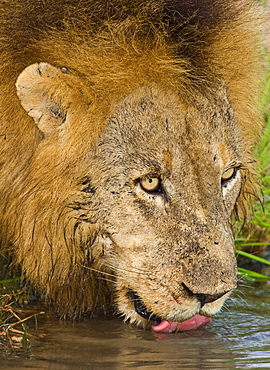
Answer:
0;1;263;324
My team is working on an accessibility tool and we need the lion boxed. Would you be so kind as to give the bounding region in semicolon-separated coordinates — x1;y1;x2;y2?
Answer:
0;0;262;332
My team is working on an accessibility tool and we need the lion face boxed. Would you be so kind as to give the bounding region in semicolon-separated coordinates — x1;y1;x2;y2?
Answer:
87;85;239;327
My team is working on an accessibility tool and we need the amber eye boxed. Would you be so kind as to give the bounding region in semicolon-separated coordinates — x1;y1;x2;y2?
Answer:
140;177;161;192
221;167;237;184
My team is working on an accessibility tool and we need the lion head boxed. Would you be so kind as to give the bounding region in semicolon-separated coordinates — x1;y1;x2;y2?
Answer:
0;0;262;331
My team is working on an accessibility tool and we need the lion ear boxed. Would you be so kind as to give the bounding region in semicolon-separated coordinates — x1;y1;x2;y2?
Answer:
16;63;73;137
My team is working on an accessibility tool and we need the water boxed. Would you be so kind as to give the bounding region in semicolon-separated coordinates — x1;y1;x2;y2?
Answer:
1;283;270;369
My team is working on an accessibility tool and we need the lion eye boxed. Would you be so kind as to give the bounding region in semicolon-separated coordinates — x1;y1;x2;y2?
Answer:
140;177;161;193
221;167;237;184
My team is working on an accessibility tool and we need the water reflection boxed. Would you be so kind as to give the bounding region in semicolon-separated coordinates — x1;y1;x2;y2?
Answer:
1;284;270;369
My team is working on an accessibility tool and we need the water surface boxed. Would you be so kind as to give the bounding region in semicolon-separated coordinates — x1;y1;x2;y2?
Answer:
1;283;270;369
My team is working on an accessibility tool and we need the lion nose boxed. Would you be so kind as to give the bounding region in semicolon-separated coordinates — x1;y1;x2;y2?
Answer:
194;292;227;307
182;283;228;307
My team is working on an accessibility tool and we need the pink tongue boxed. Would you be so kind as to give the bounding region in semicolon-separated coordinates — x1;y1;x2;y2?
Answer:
152;314;212;333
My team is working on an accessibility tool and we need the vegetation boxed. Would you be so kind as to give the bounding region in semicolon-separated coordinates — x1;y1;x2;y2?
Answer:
0;258;44;353
235;49;270;282
0;290;44;353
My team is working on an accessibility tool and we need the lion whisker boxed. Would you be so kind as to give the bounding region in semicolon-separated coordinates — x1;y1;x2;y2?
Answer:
104;263;149;276
80;264;115;278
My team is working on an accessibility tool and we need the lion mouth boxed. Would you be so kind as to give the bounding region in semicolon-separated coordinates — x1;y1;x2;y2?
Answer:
128;289;212;332
129;289;162;324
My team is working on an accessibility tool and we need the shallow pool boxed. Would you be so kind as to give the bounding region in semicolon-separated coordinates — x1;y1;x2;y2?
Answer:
1;283;270;369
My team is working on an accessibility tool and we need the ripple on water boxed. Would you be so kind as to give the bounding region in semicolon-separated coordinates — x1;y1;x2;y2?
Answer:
0;283;269;369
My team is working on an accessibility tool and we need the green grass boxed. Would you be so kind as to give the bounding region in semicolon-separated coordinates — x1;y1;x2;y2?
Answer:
235;51;270;282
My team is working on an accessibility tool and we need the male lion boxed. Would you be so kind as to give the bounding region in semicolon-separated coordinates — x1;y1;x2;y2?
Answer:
0;0;262;332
